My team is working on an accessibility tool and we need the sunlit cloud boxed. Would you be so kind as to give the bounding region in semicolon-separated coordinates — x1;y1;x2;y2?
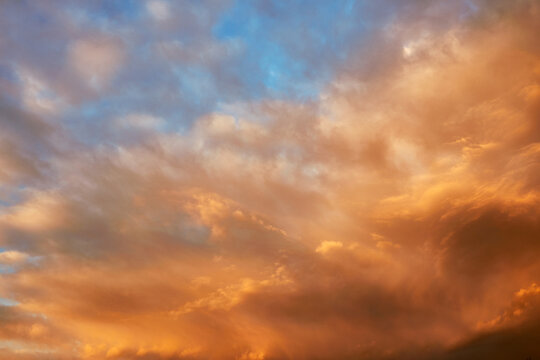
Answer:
0;0;539;359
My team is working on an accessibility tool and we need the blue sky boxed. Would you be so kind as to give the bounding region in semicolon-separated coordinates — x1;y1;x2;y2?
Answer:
1;0;479;144
1;0;377;143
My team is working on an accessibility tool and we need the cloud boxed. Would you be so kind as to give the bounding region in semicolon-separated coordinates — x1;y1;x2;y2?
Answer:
114;113;165;130
147;0;171;22
0;0;539;359
15;68;65;115
426;283;540;360
315;240;343;254
0;250;29;265
68;36;125;90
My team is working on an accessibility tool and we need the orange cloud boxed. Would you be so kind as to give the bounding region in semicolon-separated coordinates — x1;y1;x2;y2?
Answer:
1;1;539;359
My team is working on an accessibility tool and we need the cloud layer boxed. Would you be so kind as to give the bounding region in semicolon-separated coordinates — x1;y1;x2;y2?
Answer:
1;0;539;359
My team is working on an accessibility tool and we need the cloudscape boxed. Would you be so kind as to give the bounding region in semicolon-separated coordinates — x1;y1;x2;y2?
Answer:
1;1;539;359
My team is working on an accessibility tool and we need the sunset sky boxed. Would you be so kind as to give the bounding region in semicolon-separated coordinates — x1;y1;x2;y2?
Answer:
1;1;540;359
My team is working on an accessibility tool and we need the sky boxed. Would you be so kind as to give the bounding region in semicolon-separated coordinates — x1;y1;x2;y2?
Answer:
0;0;539;359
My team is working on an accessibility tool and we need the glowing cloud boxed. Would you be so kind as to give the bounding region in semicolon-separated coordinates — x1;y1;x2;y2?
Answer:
0;0;539;359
